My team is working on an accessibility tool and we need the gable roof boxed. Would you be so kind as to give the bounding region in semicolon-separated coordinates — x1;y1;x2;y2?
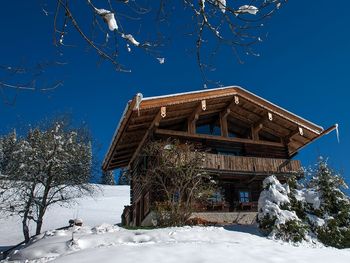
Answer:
102;86;337;171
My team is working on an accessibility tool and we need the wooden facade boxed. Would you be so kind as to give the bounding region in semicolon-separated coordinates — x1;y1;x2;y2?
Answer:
103;86;336;226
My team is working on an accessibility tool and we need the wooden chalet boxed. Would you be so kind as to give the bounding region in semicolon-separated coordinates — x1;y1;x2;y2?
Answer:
102;86;337;226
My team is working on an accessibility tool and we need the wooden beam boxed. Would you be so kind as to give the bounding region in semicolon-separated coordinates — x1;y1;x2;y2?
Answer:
102;97;137;171
220;111;229;137
235;106;290;140
112;148;135;158
187;100;206;134
154;128;285;148
111;155;133;164
109;162;128;169
251;123;263;141
284;128;300;145
247;175;261;184
115;142;139;150
221;95;240;117
128;110;162;168
289;124;338;156
218;95;242;137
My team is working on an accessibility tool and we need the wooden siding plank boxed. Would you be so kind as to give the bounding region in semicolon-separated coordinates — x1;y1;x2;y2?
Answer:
202;153;301;174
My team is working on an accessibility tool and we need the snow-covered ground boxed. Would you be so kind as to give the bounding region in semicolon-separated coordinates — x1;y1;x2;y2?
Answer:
1;185;350;262
0;185;130;249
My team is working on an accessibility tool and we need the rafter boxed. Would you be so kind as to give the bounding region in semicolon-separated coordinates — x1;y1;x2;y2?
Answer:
284;128;301;145
128;110;162;168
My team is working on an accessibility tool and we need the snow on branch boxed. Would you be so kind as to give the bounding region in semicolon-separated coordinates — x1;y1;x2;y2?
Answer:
94;8;118;31
236;5;259;15
50;0;286;75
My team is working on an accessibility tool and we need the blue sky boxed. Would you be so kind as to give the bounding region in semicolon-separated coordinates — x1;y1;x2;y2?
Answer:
0;1;349;182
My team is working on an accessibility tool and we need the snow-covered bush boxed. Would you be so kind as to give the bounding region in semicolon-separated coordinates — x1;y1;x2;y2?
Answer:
258;159;350;248
258;175;308;242
306;159;350;248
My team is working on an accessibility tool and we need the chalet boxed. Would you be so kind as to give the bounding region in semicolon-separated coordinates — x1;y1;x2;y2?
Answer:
102;86;337;226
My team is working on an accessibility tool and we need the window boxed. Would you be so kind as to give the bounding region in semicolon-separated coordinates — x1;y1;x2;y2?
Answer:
208;191;224;203
239;191;250;203
217;148;241;156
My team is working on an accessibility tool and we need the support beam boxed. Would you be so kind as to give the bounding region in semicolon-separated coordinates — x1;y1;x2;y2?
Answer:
251;123;263;141
128;110;162;168
187;100;206;134
288;124;338;157
219;95;241;137
224;95;240;114
220;111;229;137
247;175;260;184
155;128;285;148
284;128;300;145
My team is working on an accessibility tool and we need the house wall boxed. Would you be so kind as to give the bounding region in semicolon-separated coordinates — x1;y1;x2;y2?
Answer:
122;141;299;227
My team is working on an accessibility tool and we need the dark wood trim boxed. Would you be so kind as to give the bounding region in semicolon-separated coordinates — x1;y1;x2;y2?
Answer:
289;124;338;156
251;123;263;141
128;110;162;168
102;97;137;171
188;101;205;134
220;111;229;137
154;128;285;148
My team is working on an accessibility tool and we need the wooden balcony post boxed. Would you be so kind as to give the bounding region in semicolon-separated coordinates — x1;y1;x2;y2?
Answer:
251;123;263;141
220;110;230;137
188;100;206;134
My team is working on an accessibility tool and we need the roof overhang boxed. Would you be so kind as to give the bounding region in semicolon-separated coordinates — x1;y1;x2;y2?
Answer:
102;86;336;171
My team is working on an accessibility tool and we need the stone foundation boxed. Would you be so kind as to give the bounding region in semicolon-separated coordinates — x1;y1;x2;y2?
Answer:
190;212;257;225
140;211;257;226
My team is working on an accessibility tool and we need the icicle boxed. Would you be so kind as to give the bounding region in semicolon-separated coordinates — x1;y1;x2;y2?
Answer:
335;123;340;143
135;93;143;116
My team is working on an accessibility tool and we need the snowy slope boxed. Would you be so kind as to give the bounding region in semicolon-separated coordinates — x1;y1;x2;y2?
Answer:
6;225;350;263
2;185;350;263
0;185;130;248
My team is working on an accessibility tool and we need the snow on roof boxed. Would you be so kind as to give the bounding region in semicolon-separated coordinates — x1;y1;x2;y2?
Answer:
142;86;240;101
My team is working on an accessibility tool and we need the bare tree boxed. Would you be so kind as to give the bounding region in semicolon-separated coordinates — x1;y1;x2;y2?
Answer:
137;139;216;226
0;119;94;242
50;0;286;78
0;61;63;105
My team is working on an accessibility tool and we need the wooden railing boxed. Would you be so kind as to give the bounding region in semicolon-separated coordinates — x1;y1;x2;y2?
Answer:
203;153;301;174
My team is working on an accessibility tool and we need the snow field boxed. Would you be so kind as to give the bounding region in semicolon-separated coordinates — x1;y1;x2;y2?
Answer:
2;185;350;263
0;185;130;247
7;224;350;263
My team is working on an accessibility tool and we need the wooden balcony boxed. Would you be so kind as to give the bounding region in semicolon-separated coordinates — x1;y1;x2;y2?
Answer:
203;153;301;175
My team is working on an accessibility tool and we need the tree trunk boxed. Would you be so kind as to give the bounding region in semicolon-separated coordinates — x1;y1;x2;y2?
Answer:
22;183;36;243
22;217;30;243
35;199;47;235
35;217;43;236
35;172;52;235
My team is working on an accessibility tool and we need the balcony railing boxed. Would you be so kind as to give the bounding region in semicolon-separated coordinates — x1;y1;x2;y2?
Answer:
203;153;301;174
